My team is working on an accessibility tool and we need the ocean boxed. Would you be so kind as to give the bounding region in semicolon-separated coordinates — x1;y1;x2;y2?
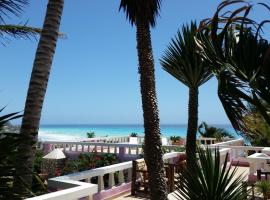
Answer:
38;124;236;141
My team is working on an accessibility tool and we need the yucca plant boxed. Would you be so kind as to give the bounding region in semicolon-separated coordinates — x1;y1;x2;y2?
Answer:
174;148;246;200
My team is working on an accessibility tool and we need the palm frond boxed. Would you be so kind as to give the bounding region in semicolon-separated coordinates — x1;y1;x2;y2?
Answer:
0;24;41;43
160;21;213;88
0;0;29;23
119;0;161;27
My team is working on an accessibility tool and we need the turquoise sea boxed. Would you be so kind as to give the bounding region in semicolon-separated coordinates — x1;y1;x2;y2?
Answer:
38;124;236;141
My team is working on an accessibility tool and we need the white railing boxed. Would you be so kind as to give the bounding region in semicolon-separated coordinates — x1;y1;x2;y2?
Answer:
29;152;183;200
42;141;185;157
26;179;97;200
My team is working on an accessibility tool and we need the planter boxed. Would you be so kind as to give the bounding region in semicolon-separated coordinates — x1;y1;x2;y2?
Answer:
129;137;138;144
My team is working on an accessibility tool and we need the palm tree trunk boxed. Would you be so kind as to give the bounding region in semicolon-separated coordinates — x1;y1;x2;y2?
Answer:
136;20;168;200
13;0;64;197
185;87;199;167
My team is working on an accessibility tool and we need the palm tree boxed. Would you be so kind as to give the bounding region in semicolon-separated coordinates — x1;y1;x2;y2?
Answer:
175;148;246;200
160;22;212;167
198;122;234;142
13;0;64;197
0;0;41;43
119;1;167;199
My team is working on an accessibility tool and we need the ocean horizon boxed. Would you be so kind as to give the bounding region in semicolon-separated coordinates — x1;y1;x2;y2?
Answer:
38;124;236;141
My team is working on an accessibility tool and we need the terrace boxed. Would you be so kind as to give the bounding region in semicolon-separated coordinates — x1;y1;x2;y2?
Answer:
25;136;269;200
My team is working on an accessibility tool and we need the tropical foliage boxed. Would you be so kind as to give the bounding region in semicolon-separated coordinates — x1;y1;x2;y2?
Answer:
62;153;118;175
0;0;41;43
198;122;234;141
255;181;270;200
175;148;246;200
0;107;22;200
243;102;270;146
160;22;212;166
197;0;270;139
87;131;95;138
119;1;168;199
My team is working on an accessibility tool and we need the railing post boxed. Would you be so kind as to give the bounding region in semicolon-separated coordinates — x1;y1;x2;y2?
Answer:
101;145;104;153
98;175;104;191
75;144;78;152
88;145;90;152
114;146;117;154
108;173;115;188
128;168;132;181
128;147;131;155
118;170;124;184
136;147;139;155
69;144;72;151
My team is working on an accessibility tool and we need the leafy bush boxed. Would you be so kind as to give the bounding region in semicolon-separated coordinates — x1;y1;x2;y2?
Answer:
170;136;182;142
86;131;95;138
62;153;118;175
130;132;138;137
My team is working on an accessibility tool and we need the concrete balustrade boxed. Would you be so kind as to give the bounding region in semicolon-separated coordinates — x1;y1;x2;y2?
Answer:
31;152;183;200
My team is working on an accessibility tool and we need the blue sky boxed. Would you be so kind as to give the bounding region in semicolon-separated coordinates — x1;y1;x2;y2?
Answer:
0;1;268;125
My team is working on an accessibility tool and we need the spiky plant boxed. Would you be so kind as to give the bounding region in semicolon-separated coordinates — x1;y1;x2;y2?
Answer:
174;148;246;200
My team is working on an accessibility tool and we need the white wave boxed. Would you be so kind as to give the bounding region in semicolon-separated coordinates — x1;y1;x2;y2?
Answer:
38;131;83;142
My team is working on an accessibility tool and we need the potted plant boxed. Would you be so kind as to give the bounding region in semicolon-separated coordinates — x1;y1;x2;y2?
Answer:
170;136;184;145
256;180;270;200
129;132;138;144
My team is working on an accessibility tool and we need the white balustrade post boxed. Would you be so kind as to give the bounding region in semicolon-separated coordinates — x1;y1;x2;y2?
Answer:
98;175;104;191
118;170;124;184
108;173;115;188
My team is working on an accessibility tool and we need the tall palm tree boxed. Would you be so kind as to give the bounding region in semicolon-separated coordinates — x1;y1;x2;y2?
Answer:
160;22;213;167
13;0;64;197
0;0;41;43
119;1;168;199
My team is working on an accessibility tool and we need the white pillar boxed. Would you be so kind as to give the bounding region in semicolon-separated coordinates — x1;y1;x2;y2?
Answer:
108;173;115;188
98;175;104;191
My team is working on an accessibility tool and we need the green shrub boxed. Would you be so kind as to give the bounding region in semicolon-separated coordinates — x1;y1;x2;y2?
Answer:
86;131;95;138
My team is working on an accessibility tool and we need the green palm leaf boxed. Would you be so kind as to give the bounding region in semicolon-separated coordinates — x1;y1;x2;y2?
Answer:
160;22;213;88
